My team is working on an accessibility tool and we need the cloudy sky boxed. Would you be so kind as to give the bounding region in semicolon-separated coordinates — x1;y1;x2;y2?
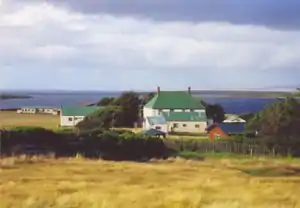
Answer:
0;0;299;91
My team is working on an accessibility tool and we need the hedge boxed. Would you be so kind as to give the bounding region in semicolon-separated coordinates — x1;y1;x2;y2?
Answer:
0;127;168;160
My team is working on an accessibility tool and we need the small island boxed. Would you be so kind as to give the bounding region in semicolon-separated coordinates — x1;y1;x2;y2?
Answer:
0;93;32;100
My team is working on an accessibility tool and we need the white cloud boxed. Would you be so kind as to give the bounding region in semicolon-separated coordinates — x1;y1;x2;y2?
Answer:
0;0;300;69
27;45;78;60
0;0;299;89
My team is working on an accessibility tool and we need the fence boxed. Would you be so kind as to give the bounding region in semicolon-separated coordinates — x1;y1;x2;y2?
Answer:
1;128;299;158
163;139;280;157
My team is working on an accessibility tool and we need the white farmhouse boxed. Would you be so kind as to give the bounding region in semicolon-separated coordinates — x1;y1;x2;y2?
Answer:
223;114;246;123
60;106;100;127
143;87;208;133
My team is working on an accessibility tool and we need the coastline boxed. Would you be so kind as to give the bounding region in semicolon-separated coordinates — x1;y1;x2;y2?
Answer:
0;94;32;100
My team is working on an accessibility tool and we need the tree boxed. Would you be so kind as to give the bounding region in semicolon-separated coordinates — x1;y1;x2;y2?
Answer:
296;88;300;96
201;101;225;123
113;92;141;127
97;97;115;106
78;92;142;130
77;106;123;130
247;96;300;155
140;92;155;105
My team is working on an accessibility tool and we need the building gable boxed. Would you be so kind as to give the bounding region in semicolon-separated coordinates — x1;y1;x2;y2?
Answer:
144;91;205;110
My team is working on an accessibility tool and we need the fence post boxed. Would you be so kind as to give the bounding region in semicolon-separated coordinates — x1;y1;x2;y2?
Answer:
272;147;276;157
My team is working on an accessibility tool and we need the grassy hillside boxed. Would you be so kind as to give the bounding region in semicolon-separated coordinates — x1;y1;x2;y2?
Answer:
0;111;60;130
0;157;299;208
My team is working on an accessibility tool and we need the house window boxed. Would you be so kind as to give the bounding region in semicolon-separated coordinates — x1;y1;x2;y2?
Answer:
68;117;73;122
182;124;187;127
173;123;178;128
155;126;161;130
195;124;200;128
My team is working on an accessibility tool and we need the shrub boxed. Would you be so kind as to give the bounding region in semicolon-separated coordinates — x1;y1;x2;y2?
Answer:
0;127;168;160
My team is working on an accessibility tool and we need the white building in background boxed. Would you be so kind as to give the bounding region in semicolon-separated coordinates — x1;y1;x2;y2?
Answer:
60;106;100;127
17;107;60;115
142;87;208;133
223;114;246;123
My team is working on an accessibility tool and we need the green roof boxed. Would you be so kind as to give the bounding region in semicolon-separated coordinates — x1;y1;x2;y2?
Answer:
144;91;205;109
61;106;100;116
162;112;207;122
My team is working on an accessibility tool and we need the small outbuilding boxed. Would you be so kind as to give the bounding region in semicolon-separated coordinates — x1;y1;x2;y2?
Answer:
60;106;101;127
206;123;245;140
223;114;246;123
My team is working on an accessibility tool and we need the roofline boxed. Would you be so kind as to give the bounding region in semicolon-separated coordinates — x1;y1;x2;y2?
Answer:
149;107;206;110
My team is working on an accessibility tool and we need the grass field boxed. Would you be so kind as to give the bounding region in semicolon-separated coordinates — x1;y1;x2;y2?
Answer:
1;156;300;208
0;111;60;130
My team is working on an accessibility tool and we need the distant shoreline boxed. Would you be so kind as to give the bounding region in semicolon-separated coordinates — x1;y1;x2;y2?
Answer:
0;94;32;100
191;90;297;99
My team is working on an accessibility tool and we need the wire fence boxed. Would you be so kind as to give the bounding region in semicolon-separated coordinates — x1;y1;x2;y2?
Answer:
163;139;283;156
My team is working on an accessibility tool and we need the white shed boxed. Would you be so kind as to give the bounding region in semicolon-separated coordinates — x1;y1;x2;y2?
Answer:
60;106;100;127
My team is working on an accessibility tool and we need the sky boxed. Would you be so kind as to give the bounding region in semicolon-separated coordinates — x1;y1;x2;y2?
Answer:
0;0;299;91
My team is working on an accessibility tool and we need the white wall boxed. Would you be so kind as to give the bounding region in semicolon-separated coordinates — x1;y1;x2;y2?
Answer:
143;117;151;130
142;118;168;133
167;121;207;133
60;116;85;127
151;124;168;133
143;107;206;116
142;107;207;133
223;118;246;123
143;107;159;117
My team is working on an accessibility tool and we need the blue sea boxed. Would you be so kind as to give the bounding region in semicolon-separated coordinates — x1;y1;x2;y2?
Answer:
0;91;280;114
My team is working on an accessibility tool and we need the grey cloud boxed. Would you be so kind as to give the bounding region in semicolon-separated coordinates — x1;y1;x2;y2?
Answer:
16;0;300;30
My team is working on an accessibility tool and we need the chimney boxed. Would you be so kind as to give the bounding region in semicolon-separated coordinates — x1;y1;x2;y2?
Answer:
188;86;191;94
157;86;160;93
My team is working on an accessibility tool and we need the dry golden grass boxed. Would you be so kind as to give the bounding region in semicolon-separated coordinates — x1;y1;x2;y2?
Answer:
1;156;300;208
0;111;60;130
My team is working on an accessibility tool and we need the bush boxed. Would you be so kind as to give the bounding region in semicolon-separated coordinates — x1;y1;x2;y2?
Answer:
0;127;168;160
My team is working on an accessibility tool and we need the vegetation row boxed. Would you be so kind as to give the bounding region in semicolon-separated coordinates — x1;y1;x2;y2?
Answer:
1;126;300;160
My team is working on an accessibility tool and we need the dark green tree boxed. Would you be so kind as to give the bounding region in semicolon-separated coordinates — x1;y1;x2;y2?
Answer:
141;92;155;105
78;92;142;130
113;92;141;127
201;101;226;123
247;96;300;155
296;88;300;96
77;106;123;130
97;97;115;106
